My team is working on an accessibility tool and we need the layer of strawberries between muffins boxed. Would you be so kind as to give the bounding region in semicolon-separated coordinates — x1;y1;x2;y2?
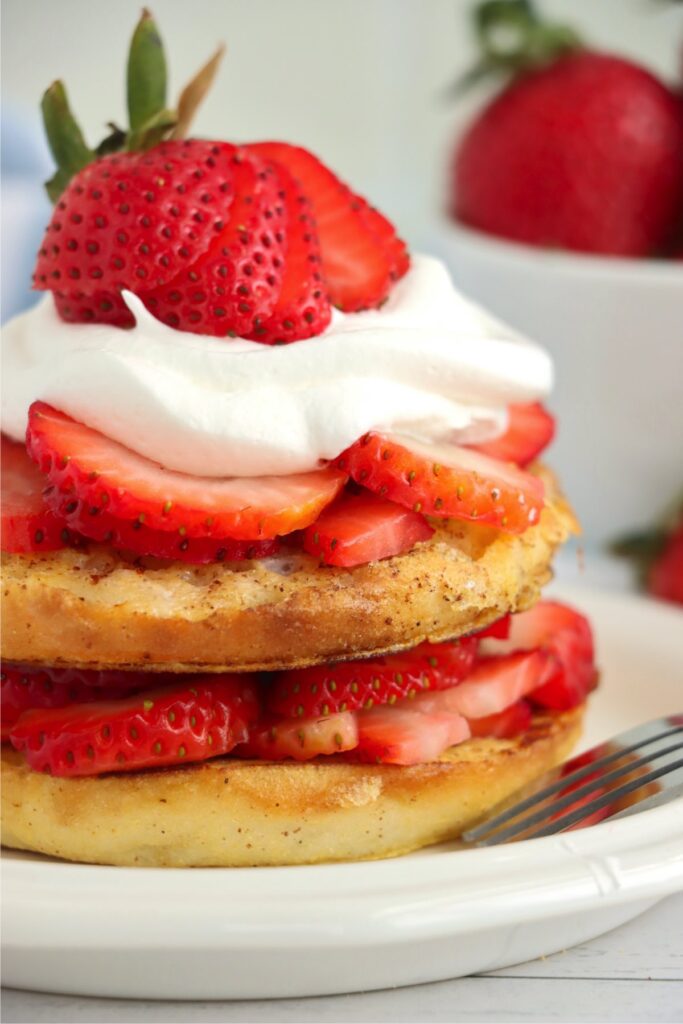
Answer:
2;398;553;568
2;599;597;777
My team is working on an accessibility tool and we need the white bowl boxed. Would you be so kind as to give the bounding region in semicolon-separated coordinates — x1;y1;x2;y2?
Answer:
431;222;683;548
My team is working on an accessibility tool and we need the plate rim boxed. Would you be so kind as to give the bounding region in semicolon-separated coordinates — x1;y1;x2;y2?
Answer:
3;583;683;953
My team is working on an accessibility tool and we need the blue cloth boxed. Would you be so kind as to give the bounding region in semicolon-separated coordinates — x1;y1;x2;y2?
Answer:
1;105;53;322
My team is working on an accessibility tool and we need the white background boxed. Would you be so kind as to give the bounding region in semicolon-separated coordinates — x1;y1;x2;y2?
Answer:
2;0;682;246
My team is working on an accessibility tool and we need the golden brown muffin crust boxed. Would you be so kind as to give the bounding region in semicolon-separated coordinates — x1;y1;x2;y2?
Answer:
1;707;583;866
0;467;577;672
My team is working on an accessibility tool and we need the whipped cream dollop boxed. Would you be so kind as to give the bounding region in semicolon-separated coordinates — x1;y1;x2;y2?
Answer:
1;255;552;477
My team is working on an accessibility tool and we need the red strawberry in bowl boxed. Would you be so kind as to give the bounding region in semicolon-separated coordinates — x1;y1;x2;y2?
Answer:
648;525;683;606
613;499;683;606
450;0;683;257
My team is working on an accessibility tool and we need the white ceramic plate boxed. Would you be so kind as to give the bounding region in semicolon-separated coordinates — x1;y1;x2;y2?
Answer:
2;584;683;1000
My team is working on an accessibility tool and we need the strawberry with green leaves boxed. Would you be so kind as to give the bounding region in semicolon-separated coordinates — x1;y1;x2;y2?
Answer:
451;0;683;257
32;10;407;340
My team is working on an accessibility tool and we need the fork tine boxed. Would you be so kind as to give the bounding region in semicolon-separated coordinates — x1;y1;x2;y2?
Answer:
522;758;683;841
463;720;683;842
608;777;683;822
469;738;683;846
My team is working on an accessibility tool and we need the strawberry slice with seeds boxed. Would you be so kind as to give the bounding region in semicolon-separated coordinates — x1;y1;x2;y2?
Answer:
481;601;597;710
243;159;331;343
34;140;239;314
268;637;478;718
236;711;358;761
139;148;287;338
469;403;555;466
303;491;433;567
338;433;545;534
49;493;279;564
27;403;347;540
249;142;409;311
467;699;533;739
52;288;133;328
425;650;556;719
10;675;261;777
1;662;150;740
354;703;471;765
1;435;70;553
359;202;410;281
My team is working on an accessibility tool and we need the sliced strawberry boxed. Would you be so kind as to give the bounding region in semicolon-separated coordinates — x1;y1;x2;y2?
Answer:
303;491;433;567
1;435;70;553
481;601;597;710
474;614;511;640
268;637;478;718
34;140;239;311
243;159;331;343
469;403;556;467
9;675;261;777
423;650;556;719
359;202;410;281
354;702;470;765
338;433;545;534
139;148;287;338
249;142;409;311
27;403;347;540
467;700;532;739
236;711;358;761
49;495;279;564
52;288;132;328
1;662;149;740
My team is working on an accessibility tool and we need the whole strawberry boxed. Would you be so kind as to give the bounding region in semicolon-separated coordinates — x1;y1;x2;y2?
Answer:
32;10;407;340
613;498;683;606
648;524;683;605
450;1;683;257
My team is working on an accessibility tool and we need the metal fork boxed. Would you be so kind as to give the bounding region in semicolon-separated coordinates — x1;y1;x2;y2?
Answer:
462;714;683;847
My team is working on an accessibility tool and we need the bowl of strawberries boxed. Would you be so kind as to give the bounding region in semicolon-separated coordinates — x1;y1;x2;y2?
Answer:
435;0;683;547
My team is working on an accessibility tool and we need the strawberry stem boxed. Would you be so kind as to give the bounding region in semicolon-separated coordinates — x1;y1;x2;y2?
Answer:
39;8;225;201
172;44;226;140
449;0;582;95
126;8;168;137
41;81;94;203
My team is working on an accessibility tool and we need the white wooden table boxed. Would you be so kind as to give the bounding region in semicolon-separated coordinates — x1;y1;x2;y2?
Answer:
2;893;682;1022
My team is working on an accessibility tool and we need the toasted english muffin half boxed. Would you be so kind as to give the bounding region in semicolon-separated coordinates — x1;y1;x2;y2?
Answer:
1;706;582;866
0;467;577;673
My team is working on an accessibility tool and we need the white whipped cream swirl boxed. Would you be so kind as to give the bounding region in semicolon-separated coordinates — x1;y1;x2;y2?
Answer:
1;255;552;477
